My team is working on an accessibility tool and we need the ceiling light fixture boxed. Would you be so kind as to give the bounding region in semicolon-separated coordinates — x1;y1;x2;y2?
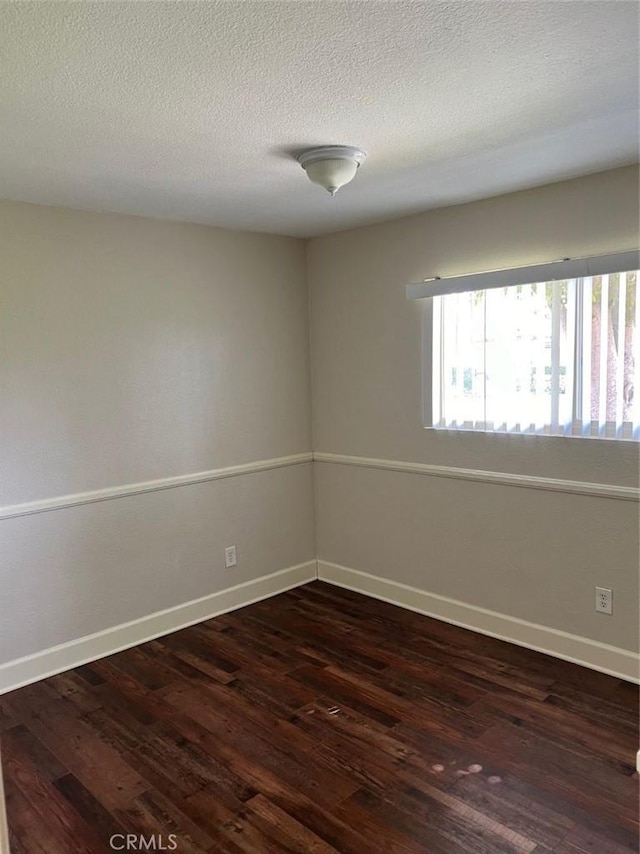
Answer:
297;146;367;196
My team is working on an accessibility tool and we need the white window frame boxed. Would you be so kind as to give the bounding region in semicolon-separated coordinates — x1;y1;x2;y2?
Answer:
408;250;640;440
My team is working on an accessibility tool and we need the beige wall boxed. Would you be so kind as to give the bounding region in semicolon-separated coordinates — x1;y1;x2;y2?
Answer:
0;200;315;664
1;202;312;505
309;166;640;652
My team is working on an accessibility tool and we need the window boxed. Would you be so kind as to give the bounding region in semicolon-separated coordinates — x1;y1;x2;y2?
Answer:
430;268;640;439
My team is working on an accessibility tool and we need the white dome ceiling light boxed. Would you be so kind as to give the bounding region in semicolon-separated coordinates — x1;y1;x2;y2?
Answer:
297;146;367;196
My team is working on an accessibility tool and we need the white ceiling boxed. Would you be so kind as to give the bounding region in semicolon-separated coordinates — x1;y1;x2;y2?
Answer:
0;1;638;238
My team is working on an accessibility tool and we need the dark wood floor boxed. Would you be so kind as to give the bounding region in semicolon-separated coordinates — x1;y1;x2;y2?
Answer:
0;582;638;853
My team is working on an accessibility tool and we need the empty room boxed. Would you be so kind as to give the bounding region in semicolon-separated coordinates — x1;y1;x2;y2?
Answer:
0;1;638;852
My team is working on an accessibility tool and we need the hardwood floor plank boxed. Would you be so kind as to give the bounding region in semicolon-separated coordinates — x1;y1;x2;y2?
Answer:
53;773;128;846
448;771;573;851
543;686;639;735
113;788;217;853
2;726;112;853
287;663;401;728
472;691;638;773
451;764;640;852
181;785;289;854
554;825;640;854
351;784;538;854
6;781;66;854
160;684;360;809
475;721;637;829
141;639;239;685
331;792;432;853
164;680;316;758
46;671;104;715
1;581;637;852
2;725;68;783
0;705;18;734
3;682;149;809
244;792;341;854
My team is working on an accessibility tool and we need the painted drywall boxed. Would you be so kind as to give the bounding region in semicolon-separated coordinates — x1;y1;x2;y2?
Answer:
308;165;640;652
0;200;314;665
1;201;312;505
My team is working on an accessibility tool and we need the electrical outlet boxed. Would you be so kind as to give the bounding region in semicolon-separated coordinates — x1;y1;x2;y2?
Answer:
595;586;612;615
224;545;237;568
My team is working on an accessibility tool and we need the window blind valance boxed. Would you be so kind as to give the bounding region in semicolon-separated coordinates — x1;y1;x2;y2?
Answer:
406;250;640;300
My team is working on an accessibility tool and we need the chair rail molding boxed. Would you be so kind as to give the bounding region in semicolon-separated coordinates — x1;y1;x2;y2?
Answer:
0;452;313;520
313;452;639;501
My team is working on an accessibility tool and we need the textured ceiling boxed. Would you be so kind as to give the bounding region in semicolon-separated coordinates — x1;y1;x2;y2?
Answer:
0;1;638;237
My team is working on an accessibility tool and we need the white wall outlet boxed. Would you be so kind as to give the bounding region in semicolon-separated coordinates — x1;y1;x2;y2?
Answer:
595;586;612;615
224;545;237;568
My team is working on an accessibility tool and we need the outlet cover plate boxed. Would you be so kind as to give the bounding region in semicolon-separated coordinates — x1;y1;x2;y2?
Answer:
595;586;612;615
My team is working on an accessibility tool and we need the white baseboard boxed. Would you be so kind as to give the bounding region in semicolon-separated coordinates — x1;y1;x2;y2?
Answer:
2;556;637;695
318;561;640;684
0;561;317;696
